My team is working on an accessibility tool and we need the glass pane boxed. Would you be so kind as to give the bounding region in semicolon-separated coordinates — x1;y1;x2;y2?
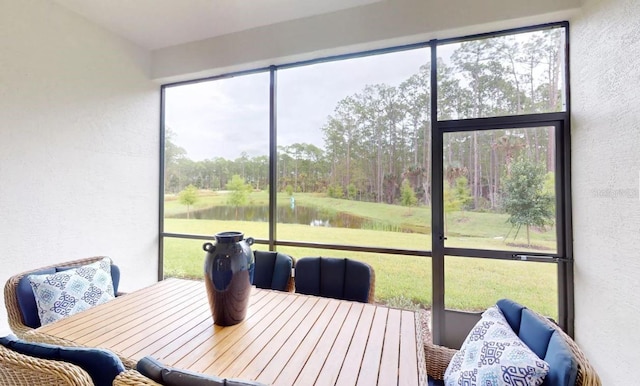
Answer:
445;256;557;320
163;237;207;279
163;73;270;239
277;48;432;250
437;27;566;120
443;126;557;253
276;246;432;311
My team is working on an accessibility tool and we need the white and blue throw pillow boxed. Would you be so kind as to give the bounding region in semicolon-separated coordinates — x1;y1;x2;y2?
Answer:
28;258;115;326
444;306;550;386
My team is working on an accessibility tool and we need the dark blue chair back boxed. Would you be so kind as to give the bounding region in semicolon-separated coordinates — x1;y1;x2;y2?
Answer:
294;257;374;303
252;251;294;292
496;299;578;386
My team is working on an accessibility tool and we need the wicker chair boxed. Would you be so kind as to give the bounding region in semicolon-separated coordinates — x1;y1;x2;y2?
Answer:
423;307;602;386
0;344;94;386
113;369;163;386
3;256;137;370
4;256;120;340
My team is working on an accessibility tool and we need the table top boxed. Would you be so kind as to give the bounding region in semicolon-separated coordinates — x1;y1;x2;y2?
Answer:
36;278;427;385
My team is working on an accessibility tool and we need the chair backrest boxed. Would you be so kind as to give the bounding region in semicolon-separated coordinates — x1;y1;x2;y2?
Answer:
0;335;125;386
496;299;601;386
252;251;294;292
294;257;375;303
4;256;120;335
136;356;267;386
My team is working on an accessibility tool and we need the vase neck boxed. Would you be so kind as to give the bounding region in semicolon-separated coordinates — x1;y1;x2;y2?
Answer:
215;231;244;243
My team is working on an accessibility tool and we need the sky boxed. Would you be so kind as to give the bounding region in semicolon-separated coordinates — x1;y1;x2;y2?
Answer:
163;27;561;162
164;46;447;161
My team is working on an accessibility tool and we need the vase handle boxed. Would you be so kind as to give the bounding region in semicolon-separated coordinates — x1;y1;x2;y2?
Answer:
203;242;215;252
245;237;254;246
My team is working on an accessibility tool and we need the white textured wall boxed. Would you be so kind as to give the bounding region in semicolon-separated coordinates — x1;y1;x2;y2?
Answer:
152;0;580;82
571;0;640;383
0;0;160;332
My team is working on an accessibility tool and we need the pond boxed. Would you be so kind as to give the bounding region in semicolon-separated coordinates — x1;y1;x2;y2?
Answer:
169;205;369;229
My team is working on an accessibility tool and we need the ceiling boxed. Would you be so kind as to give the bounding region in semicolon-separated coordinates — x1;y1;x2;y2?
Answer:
53;0;383;50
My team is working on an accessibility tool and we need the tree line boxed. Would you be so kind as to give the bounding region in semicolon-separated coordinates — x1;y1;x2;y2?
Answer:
165;29;562;218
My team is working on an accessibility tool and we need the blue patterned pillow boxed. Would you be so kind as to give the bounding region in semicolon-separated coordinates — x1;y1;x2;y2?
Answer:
28;258;115;325
444;306;550;386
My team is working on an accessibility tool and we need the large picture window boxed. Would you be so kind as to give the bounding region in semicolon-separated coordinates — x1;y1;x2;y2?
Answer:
276;48;431;249
160;22;572;343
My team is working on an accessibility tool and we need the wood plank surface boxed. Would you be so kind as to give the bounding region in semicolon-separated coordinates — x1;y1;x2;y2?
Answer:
36;278;426;386
313;302;365;385
356;306;389;386
399;310;420;386
377;308;402;385
291;301;352;385
334;304;376;386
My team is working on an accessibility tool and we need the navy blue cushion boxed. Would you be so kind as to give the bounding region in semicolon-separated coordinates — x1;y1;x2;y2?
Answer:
343;259;372;303
0;335;124;386
253;251;276;289
226;378;268;386
271;253;293;291
542;331;578;386
137;356;265;386
59;347;125;386
252;251;293;291
518;308;555;359
137;356;164;382
17;268;56;328
428;376;445;386
496;298;525;334
320;257;346;300
161;367;225;386
294;258;321;296
295;257;371;303
0;334;58;358
16;263;120;329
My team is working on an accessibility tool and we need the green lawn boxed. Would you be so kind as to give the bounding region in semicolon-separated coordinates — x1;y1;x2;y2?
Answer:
163;191;558;318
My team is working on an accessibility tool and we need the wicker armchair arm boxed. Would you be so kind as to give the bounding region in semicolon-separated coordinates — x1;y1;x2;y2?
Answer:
0;345;94;386
424;342;457;380
113;369;163;386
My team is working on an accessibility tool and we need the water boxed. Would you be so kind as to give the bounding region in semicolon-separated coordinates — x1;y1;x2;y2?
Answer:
170;205;366;229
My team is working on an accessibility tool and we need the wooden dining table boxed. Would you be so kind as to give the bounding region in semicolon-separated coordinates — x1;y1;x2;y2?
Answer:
34;278;427;385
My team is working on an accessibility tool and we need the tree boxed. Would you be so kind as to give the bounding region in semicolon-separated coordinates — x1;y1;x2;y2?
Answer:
178;184;198;219
164;126;187;193
285;184;294;196
400;179;417;206
226;175;252;219
503;158;554;246
347;183;357;200
327;184;344;199
453;176;473;214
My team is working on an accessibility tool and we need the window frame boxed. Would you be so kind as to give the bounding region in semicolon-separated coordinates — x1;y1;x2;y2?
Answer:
158;21;573;341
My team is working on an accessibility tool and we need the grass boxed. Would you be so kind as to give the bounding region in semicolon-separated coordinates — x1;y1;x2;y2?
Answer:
163;191;558;318
163;216;558;319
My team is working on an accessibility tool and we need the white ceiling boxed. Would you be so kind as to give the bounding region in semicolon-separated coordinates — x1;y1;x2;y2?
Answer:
53;0;383;50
